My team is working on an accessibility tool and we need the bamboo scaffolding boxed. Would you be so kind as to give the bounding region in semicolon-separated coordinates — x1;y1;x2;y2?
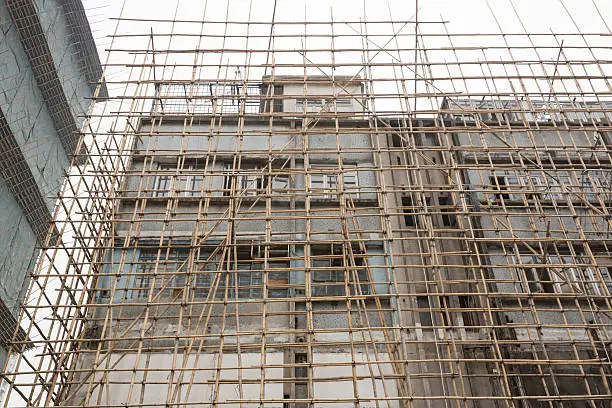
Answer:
1;1;612;407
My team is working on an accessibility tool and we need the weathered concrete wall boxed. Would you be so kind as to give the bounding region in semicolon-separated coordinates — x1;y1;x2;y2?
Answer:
67;351;401;408
311;352;398;408
283;81;364;114
68;352;285;407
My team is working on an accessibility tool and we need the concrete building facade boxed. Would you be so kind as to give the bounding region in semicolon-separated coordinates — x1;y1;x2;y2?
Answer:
59;79;612;407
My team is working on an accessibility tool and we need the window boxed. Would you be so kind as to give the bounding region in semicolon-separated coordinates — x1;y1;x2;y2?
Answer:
584;266;607;296
271;173;290;190
211;245;264;299
193;253;222;299
267;245;290;298
223;164;264;196
545;173;571;201
183;169;204;197
391;133;404;148
131;244;291;300
438;196;457;227
296;98;325;108
260;84;283;114
153;164;174;197
521;174;544;202
513;254;594;294
311;257;345;297
402;196;430;227
548;255;579;293
268;262;290;298
402;196;417;227
343;169;359;198
580;170;612;201
596;266;612;295
490;175;510;202
233;264;263;298
310;172;336;199
133;262;153;299
132;248;190;298
311;245;369;297
517;255;555;294
310;167;358;199
326;98;353;111
165;250;190;298
535;110;552;123
417;296;432;327
439;296;451;326
458;296;475;327
295;353;308;378
152;164;205;197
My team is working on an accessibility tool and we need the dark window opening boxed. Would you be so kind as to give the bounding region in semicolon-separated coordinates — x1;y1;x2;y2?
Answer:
402;196;430;227
417;296;432;326
311;245;369;297
260;84;283;113
439;196;457;227
295;353;308;378
402;196;417;227
440;296;451;326
524;264;554;294
458;295;475;326
391;133;404;148
490;175;510;202
536;265;555;293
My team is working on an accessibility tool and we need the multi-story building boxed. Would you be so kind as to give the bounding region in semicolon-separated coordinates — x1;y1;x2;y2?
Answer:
441;98;612;404
40;73;610;407
67;76;412;406
0;0;105;367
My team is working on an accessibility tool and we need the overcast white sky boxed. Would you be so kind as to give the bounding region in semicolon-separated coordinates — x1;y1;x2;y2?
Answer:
80;0;611;101
77;0;611;122
84;0;611;40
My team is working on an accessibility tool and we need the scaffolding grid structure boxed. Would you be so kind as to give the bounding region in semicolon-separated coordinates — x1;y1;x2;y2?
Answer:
1;1;612;407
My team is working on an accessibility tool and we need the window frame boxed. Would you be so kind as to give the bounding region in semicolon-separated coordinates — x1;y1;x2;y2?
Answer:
152;164;175;197
223;163;264;196
309;166;359;199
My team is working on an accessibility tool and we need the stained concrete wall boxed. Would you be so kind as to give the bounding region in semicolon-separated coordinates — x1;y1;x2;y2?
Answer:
282;81;364;114
68;352;286;407
67;351;400;408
